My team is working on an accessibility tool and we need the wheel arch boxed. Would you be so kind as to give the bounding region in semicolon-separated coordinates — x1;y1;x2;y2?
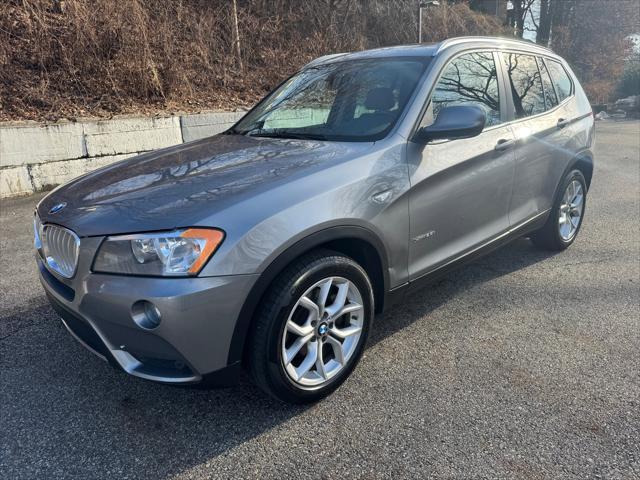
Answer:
550;149;593;208
572;149;594;190
227;225;390;366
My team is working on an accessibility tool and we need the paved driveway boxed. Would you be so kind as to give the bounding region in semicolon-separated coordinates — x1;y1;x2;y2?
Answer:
1;120;639;479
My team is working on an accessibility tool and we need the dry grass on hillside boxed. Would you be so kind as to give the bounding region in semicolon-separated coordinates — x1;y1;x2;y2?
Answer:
0;0;507;122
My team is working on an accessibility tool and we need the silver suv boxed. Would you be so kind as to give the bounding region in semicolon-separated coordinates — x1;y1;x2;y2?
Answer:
35;37;594;403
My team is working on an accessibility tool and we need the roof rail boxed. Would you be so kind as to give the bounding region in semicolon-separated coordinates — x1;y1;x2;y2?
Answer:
435;36;555;55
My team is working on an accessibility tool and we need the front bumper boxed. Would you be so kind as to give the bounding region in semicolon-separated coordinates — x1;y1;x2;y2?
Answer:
36;242;258;385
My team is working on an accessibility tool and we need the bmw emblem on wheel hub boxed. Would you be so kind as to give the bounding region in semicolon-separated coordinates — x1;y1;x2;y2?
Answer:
317;323;329;336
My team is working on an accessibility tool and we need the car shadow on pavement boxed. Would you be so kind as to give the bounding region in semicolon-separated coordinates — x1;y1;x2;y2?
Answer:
368;237;558;348
1;237;557;479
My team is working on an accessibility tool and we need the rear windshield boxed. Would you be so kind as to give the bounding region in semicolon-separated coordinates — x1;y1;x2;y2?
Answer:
231;58;430;142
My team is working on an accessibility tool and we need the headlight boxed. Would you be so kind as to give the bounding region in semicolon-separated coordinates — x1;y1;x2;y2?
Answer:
93;228;224;276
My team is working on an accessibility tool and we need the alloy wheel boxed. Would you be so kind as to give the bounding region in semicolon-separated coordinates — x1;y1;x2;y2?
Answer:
558;179;584;241
281;276;364;388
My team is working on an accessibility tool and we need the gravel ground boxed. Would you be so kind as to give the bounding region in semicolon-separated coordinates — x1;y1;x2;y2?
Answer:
1;120;639;479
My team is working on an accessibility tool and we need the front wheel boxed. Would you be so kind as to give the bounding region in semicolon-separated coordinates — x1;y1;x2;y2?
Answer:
531;169;587;251
248;250;374;404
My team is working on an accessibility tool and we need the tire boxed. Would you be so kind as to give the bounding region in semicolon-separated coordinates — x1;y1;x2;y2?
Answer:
530;169;587;251
248;249;374;404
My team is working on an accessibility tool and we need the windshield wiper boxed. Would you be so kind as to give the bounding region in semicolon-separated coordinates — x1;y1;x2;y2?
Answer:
248;131;329;141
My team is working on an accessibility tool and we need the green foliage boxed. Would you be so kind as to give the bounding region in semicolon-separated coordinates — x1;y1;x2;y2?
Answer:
616;56;640;98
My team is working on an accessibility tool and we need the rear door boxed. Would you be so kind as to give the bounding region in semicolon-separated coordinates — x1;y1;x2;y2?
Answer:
407;51;516;280
501;52;575;225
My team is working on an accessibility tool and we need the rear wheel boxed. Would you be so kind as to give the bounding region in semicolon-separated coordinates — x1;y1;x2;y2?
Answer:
248;250;373;404
531;169;587;251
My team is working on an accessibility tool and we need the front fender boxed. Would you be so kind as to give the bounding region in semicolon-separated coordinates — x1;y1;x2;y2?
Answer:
226;224;390;366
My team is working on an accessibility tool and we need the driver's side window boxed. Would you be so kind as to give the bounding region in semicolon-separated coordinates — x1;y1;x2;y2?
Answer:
421;52;502;128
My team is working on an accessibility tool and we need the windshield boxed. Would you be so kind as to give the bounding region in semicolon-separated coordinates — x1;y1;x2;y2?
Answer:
231;58;430;142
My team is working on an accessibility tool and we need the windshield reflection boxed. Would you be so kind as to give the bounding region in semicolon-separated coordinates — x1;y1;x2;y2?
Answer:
232;58;429;142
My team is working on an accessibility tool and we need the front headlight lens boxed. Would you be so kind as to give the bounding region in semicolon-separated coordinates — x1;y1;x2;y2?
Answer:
93;228;224;276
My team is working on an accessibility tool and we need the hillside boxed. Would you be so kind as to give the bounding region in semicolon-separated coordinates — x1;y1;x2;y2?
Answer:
0;0;504;122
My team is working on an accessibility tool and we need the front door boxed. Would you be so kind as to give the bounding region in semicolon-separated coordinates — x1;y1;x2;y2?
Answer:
407;51;515;280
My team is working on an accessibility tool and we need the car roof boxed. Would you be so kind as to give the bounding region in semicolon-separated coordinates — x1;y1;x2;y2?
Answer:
306;36;558;67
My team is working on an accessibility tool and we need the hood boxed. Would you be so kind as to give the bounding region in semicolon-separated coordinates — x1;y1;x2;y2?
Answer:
37;134;372;236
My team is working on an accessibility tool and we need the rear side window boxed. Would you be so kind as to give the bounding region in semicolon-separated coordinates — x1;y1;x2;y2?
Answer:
545;59;573;102
502;53;546;118
426;52;502;127
537;57;558;109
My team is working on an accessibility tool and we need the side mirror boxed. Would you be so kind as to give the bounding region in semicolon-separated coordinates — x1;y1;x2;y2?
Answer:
413;105;487;144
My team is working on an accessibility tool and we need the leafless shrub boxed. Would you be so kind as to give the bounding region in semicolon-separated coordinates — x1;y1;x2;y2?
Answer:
0;0;507;121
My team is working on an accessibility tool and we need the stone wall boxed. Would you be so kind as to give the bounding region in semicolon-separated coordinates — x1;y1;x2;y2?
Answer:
0;111;245;198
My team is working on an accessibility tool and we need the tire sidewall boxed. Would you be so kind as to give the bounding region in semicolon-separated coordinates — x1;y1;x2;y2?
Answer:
263;256;374;402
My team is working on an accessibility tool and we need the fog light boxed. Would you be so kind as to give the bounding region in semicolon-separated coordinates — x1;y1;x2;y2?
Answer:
131;300;162;330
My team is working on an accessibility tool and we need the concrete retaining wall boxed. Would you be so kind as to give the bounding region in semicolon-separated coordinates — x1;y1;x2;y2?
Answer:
0;110;245;198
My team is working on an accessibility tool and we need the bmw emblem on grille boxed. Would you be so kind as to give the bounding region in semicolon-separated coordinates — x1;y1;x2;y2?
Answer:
49;202;67;214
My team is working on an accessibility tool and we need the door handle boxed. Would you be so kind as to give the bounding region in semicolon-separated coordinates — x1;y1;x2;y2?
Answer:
495;138;515;151
557;118;570;129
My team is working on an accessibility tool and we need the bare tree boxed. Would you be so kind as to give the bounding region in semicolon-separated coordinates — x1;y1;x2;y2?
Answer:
506;0;536;38
536;0;551;45
231;0;243;72
551;0;639;102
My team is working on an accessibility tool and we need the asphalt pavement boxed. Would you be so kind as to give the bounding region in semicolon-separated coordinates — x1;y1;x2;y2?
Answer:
1;120;639;479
